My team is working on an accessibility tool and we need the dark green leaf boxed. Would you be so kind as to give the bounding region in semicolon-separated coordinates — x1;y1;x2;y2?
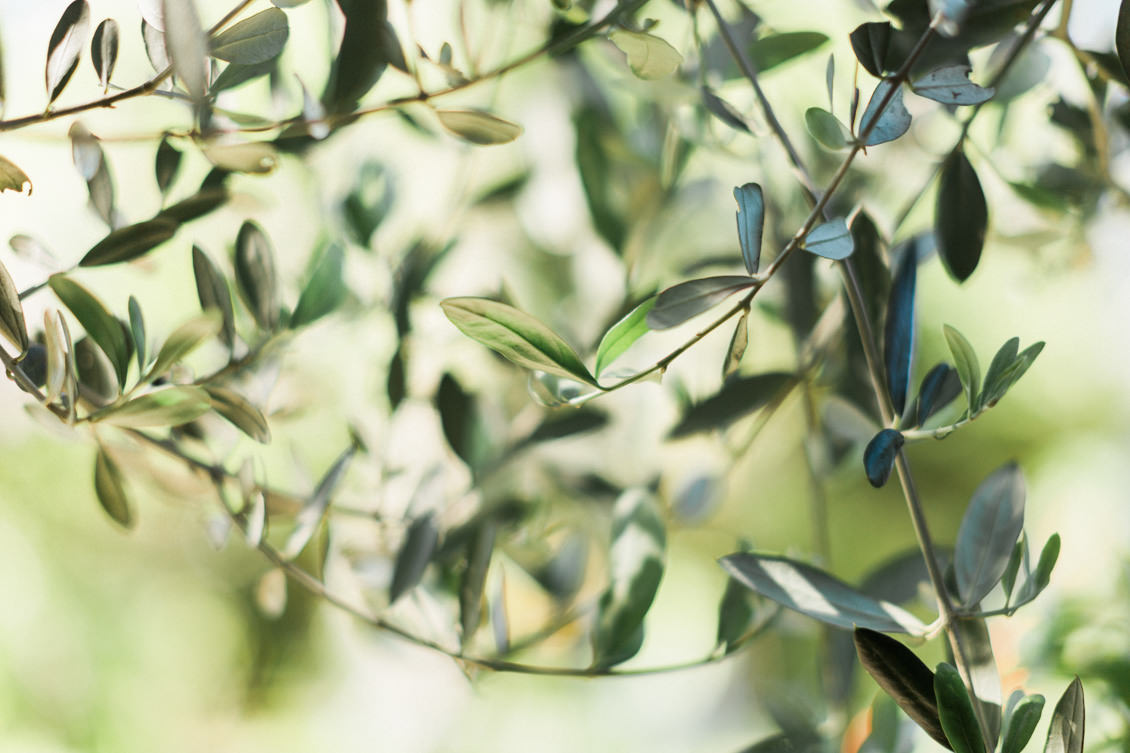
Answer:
459;522;495;647
912;65;994;105
0;154;32;193
716;573;757;654
1044;678;1084;753
734;183;764;274
1002;695;1044;753
283;442;357;559
192;245;236;348
934;663;986;753
436;109;523;145
128;295;146;373
1117;0;1130;82
437;373;477;467
48;274;130;388
647;276;757;330
154;136;181;195
45;0;90;105
1001;538;1024;601
854;628;950;749
521;408;607;447
1013;534;1060;606
91;18;119;91
720;553;928;634
94;446;133;529
850;212;891;327
162;0;208;101
440;297;597;386
80;218;179;267
722;310;750;381
594;296;654;378
860;79;911;146
390;512;439;604
322;0;397;114
155;183;228;223
850;22;892;77
235;221;279;331
593;489;666;667
205;385;271;443
804;218;854;260
936;148;988;282
209;8;288;64
669;372;795;438
915;363;962;426
609;30;682;79
0;256;28;352
943;325;980;412
749;31;829;72
955;463;1025;606
90;385;212;427
864;429;904;488
290;243;346;328
805;107;852;149
884;248;916;415
981;340;1043;409
951;616;1002;749
702;87;750;133
211;58;275;94
74;336;119;404
143;312;221;383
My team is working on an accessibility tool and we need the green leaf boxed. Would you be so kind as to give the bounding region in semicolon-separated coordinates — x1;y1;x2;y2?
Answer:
209;8;288;64
290;243;346;328
912;65;994;105
235;221;279;331
955;463;1025;607
162;0;208;101
519;408;608;448
143;311;221;383
608;30;682;80
1044;678;1084;753
864;429;904;488
952;616;1002;749
722;310;750;381
459;522;495;647
860;79;911;146
48;274;130;389
1001;538;1024;601
720;552;928;634
669;372;795;438
734;183;764;274
192;245;236;349
981;340;1043;410
943;325;980;412
202;142;278;174
885;248;917;415
94;446;133;529
702;87;750;133
0;256;28;352
154;135;181;195
854;628;950;749
204;385;270;443
440;297;597;386
282;442;357;559
593;489;666;667
934;663;986;753
805;107;852;149
128;295;146;373
647;276;757;330
850;22;892;77
321;0;399;114
0;154;32;193
210;59;275;94
936;149;988;282
915;363;962;427
45;0;90;105
80;218;179;267
1002;695;1044;753
436;373;481;467
1012;533;1060;606
390;511;440;604
594;296;654;378
91;18;119;91
749;31;829;72
155;181;229;223
435;109;523;145
90;385;211;427
804;218;854;260
716;573;757;654
1117;0;1130;82
43;309;69;403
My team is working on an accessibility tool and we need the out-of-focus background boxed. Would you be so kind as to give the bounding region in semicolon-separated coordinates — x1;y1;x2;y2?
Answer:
0;0;1128;751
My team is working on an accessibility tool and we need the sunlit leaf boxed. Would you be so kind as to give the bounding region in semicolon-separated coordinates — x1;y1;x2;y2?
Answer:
143;312;221;383
934;663;985;753
859;79;911;146
48;274;130;388
936;149;987;282
210;58;275;93
91;18;119;91
255;567;287;618
912;65;994;105
235;221;279;331
1045;677;1085;753
80;218;178;267
142;19;169;72
192;245;235;348
722;310;750;380
647;276;757;330
884;248;916;415
1002;695;1044;753
290;244;346;328
854;628;951;749
0;256;28;352
702;87;750;133
94;446;133;529
669;372;795;438
283;442;357;559
952;616;1002;748
864;429;903;488
390;511;439;604
822;396;881;445
0;154;32;194
441;297;597;386
721;552;928;634
955;463;1025;606
805;107;852;149
43;309;68;403
128;295;146;373
609;30;682;80
734;183;764;274
209;8;289;64
45;0;90;105
804;218;854;260
90;385;212;427
594;296;654;378
205;385;270;443
943;325;980;412
322;0;399;114
749;31;829;72
162;0;208;101
202;142;278;174
436;109;523;145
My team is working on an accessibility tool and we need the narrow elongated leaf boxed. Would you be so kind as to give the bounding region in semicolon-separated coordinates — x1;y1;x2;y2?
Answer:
935;663;986;753
91;18;119;91
43;310;68;403
440;297;597;386
210;59;274;93
859;79;911;146
805;218;854;260
1013;534;1060;606
981;340;1044;409
805;107;852;149
0;154;32;194
915;363;962;426
943;325;980;411
290;244;346;328
204;385;270;443
68;122;102;181
647;276;757;330
1002;695;1044;753
45;0;90;105
94;446;133;529
142;19;169;72
235;221;279;331
912;65;994;105
609;30;682;80
0;257;28;352
143;312;221;383
162;0;208;101
669;372;795;438
723;310;750;380
459;522;495;646
884;249;917;415
702;87;750;133
128;296;146;373
864;429;904;488
716;574;757;654
936;149;988;282
593;489;666;667
322;0;395;114
720;553;928;634
955;463;1025;606
854;628;950;749
155;136;181;195
850;21;892;77
48;274;130;388
1045;678;1085;753
952;616;1002;749
283;442;356;559
209;8;289;64
734;183;764;274
1118;0;1130;82
749;31;829;72
436;109;523;145
90;385;211;427
594;296;654;378
390;512;439;604
80;218;179;267
192;246;235;348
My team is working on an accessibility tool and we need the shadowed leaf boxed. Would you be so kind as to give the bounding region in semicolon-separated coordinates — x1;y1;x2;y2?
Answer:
205;385;270;443
860;79;911;146
669;372;795;438
647;276;757;330
864;429;903;488
935;663;985;753
290;244;346;328
283;442;357;559
1045;678;1085;753
143;311;221;384
90;385;212;427
322;0;398;114
749;31;828;72
192;246;235;348
0;257;28;352
805;107;852;149
1002;695;1044;753
854;628;950;749
459;522;495;647
91;18;119;91
936;149;987;282
850;22;892;77
702;87;750;132
94;446;133;529
956;463;1025;606
915;363;962;426
48;274;130;388
723;310;750;380
884;247;916;415
0;154;32;194
235;221;279;331
436;109;523;145
210;8;289;64
390;512;439;604
609;30;682;80
80;218;179;267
